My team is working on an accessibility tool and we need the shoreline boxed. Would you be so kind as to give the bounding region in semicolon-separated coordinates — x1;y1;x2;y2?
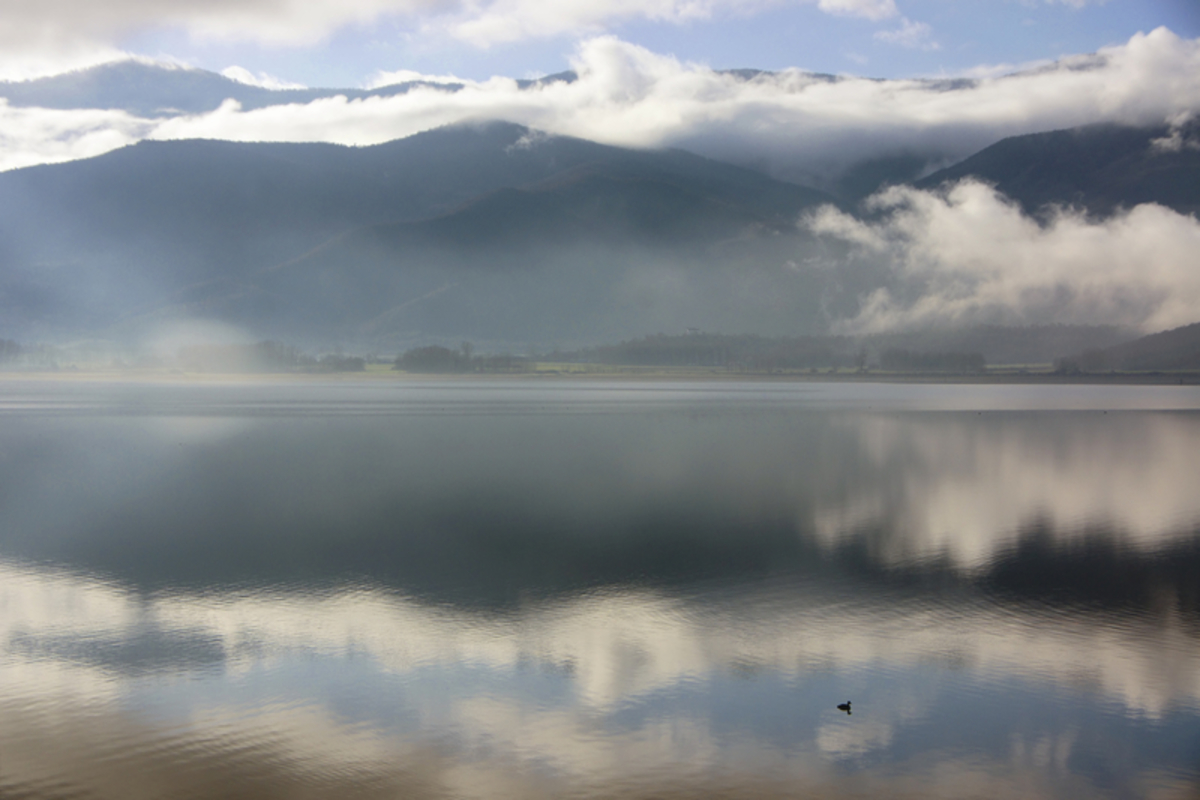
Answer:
1;365;1198;386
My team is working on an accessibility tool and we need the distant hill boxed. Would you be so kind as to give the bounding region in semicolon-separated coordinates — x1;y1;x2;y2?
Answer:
0;60;573;117
915;121;1200;218
144;157;840;347
2;105;1193;351
862;325;1134;366
0;121;837;344
545;326;1135;370
1057;322;1200;372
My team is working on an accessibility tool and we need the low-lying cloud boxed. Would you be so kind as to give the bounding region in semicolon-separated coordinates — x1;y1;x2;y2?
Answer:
4;28;1199;188
807;180;1200;334
219;65;307;90
0;101;152;172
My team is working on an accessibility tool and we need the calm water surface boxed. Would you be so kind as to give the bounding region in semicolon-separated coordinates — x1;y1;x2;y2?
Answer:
0;378;1198;799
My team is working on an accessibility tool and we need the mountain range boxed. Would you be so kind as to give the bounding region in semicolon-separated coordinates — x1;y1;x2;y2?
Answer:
915;120;1200;218
1058;321;1200;372
0;60;574;117
1;62;1198;354
0;122;842;346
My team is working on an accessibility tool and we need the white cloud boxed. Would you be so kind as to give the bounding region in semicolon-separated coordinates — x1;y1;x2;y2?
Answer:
1149;114;1200;153
0;100;151;171
365;67;466;89
953;56;1056;80
0;44;135;83
806;180;1200;334
1151;129;1200;152
148;28;1200;184
874;17;939;50
220;65;307;90
0;0;453;52
0;0;891;58
441;0;774;48
817;0;897;21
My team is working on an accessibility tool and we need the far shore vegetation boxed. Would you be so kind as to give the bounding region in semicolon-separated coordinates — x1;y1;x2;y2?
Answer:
2;324;1198;383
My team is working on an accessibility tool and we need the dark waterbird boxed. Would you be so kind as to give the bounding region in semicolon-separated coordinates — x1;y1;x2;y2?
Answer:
837;701;852;714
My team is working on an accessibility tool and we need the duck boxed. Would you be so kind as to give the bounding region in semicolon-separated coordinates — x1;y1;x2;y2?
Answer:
837;701;852;714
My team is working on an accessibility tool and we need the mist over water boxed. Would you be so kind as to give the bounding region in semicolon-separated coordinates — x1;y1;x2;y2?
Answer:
1;378;1198;799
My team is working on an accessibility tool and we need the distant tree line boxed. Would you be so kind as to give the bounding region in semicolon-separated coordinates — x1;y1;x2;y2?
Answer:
0;338;373;372
545;333;987;373
0;339;93;368
880;348;985;373
178;341;365;373
1055;322;1200;373
539;333;998;374
313;354;366;372
394;343;531;373
553;333;859;370
863;324;1128;367
180;341;310;372
1053;349;1111;375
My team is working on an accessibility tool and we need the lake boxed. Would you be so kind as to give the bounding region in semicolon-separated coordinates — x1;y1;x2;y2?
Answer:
0;377;1197;799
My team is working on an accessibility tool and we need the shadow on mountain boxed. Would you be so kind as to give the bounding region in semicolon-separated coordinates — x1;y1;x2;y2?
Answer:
0;121;838;344
916;121;1200;219
150;154;843;346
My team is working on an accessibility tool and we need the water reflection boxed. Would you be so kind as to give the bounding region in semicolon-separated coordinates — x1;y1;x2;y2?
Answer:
813;412;1200;567
1;558;1197;798
0;380;1197;798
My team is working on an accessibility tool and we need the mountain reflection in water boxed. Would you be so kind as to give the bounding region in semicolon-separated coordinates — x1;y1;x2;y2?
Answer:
0;379;1197;799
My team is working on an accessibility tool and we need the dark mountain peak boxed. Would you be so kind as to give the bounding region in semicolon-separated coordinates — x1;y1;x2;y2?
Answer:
320;154;794;258
515;71;578;88
720;68;776;81
915;121;1200;218
374;119;538;152
0;60;282;116
0;62;581;118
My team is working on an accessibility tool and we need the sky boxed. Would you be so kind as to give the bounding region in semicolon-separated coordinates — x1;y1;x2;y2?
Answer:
0;0;1197;86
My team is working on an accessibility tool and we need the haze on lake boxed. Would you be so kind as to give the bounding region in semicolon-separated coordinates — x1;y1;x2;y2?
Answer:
0;378;1197;799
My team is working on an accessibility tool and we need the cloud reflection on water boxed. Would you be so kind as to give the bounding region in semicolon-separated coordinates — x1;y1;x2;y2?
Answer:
2;558;1196;715
3;385;1198;595
0;381;1198;797
0;557;1197;798
811;411;1200;568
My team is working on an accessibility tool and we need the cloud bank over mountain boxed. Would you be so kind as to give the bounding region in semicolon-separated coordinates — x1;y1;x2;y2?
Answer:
808;180;1200;334
3;28;1199;187
0;104;153;172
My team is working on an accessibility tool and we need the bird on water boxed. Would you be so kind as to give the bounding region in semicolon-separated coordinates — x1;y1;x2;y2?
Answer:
837;701;852;714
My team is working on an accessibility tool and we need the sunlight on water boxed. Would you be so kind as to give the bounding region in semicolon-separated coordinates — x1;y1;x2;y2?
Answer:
0;378;1197;799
